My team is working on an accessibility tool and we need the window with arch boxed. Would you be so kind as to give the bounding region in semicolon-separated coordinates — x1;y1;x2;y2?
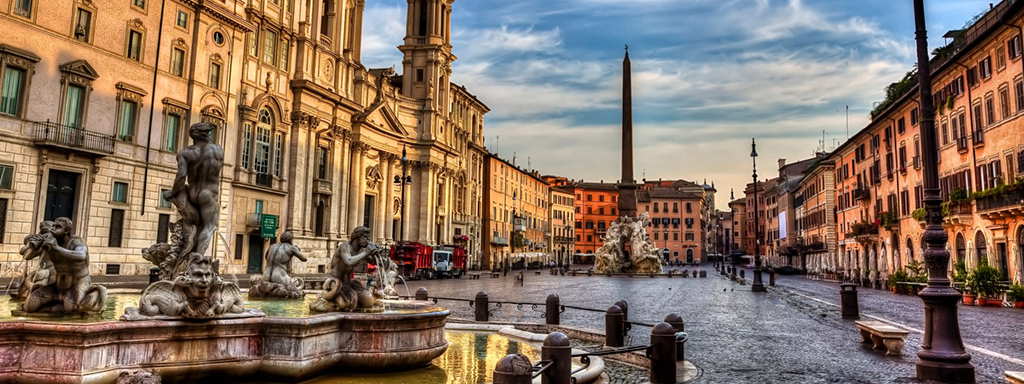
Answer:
1017;226;1024;279
976;231;988;266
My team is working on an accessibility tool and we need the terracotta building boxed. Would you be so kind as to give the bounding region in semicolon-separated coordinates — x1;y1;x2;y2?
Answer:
729;194;747;256
549;186;575;266
794;159;837;274
0;0;488;276
481;154;550;270
571;182;619;256
827;0;1024;286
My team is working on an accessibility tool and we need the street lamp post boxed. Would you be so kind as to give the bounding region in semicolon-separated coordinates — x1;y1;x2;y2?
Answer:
394;145;414;242
751;138;766;292
912;1;974;381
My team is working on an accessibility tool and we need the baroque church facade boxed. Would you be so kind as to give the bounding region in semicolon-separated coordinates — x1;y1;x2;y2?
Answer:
0;0;488;276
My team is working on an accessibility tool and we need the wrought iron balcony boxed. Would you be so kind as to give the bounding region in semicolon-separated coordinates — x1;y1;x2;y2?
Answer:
31;120;114;156
976;187;1024;217
491;235;509;246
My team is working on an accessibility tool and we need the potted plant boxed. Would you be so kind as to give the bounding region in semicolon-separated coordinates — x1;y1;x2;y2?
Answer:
887;270;908;294
970;265;1002;307
1007;284;1024;309
960;266;976;306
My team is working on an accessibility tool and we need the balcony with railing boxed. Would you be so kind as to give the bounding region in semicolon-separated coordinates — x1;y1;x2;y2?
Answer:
853;188;870;202
976;186;1024;219
313;178;332;195
942;200;974;226
31;120;114;156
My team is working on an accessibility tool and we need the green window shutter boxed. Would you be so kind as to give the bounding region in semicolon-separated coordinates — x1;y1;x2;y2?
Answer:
1;67;25;115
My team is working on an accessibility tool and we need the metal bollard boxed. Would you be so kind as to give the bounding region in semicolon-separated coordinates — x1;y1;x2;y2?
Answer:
415;287;429;301
605;305;625;347
542;332;572;384
615;300;630;334
840;283;859;319
148;267;160;285
740;269;746;279
545;294;560;325
649;322;677;384
769;269;776;286
493;354;533;384
664;313;686;361
475;291;490;322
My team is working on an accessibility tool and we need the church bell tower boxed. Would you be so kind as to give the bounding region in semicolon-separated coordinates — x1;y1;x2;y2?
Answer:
400;0;455;101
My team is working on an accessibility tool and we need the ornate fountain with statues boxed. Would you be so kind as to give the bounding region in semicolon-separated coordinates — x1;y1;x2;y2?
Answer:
0;122;449;383
594;213;664;274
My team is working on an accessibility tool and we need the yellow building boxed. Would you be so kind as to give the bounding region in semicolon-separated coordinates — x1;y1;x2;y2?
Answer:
481;154;550;270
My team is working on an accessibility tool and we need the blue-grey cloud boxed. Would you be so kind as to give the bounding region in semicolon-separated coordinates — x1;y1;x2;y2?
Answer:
361;0;995;208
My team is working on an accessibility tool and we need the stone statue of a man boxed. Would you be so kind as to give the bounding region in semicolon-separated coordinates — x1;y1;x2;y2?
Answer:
249;231;307;299
12;221;56;300
163;122;222;260
23;217;106;314
310;226;387;312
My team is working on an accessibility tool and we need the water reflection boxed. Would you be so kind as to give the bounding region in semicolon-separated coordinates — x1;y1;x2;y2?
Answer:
255;332;541;384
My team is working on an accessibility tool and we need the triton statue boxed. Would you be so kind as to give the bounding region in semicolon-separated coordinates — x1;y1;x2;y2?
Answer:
124;122;259;320
22;217;107;314
249;231;308;299
310;226;391;312
10;221;56;301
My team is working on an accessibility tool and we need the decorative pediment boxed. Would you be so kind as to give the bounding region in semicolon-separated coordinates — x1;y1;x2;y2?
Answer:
59;60;99;81
375;104;410;136
366;165;383;190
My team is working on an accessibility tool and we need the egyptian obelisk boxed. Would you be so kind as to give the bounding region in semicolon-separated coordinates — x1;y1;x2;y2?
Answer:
618;46;638;218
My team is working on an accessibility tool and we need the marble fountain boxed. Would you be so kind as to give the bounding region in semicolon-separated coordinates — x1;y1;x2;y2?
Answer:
0;123;443;384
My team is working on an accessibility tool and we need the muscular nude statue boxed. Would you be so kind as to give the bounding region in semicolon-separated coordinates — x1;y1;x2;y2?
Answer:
264;231;307;284
23;217;105;314
310;226;387;312
248;231;308;299
163;122;223;259
13;221;56;300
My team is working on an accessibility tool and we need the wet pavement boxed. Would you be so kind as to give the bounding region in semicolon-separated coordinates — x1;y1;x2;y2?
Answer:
408;267;1020;383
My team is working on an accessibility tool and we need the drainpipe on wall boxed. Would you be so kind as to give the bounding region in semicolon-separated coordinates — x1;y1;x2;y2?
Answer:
140;0;169;216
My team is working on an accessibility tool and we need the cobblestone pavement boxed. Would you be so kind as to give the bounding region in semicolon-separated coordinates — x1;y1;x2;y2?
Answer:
408;267;1016;383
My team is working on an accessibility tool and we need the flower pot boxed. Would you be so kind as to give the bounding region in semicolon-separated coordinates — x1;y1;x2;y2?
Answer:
962;294;976;306
986;298;1004;307
1014;301;1024;309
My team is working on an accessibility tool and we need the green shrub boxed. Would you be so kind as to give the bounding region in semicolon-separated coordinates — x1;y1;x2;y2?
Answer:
1007;285;1024;302
911;208;927;222
906;260;927;283
968;265;1002;298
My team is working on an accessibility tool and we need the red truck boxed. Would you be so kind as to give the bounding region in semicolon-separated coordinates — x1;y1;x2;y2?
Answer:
387;242;466;279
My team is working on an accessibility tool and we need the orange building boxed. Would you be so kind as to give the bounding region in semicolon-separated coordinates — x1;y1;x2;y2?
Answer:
638;187;705;264
827;0;1024;286
572;182;619;256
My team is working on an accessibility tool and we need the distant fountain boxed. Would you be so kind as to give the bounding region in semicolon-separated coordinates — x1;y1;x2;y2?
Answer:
593;213;663;274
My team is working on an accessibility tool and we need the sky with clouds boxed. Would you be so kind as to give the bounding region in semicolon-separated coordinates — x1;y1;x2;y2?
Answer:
360;0;996;209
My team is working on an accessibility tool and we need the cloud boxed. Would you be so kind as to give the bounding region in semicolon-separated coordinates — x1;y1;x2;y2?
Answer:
357;0;983;208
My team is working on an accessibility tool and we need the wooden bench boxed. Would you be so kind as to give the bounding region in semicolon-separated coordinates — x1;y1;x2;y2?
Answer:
854;320;909;356
467;273;481;280
1007;371;1024;384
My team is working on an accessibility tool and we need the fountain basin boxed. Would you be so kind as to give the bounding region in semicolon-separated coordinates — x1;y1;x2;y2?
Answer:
0;299;448;384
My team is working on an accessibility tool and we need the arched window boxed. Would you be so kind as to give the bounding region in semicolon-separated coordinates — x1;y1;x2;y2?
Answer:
975;231;988;267
955;233;966;267
1016;226;1024;281
252;107;285;185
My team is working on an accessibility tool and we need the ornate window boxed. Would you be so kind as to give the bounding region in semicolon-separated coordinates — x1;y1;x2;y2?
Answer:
58;60;98;128
0;45;39;117
240;122;253;169
115;82;146;142
126;26;144;62
254;109;272;175
73;7;93;42
171;47;185;77
262;30;277;65
161;98;188;152
208;55;223;89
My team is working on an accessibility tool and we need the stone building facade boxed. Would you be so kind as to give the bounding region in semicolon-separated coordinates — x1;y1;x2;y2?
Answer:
0;0;488;277
481;154;551;270
637;185;705;264
827;0;1024;285
794;159;836;274
549;186;574;267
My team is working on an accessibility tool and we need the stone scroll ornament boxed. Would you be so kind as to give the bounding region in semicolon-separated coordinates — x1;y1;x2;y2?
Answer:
248;231;308;299
123;122;260;320
310;226;395;313
19;217;107;315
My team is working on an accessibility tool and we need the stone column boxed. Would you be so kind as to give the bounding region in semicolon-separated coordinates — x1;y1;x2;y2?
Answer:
416;163;433;243
384;156;395;241
374;154;389;242
347;142;364;232
335;130;351;238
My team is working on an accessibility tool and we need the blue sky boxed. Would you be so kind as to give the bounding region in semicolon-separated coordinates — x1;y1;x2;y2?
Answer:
360;0;995;208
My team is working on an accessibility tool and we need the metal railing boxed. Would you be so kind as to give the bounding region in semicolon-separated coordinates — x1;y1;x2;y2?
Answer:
976;188;1024;212
31;120;114;155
